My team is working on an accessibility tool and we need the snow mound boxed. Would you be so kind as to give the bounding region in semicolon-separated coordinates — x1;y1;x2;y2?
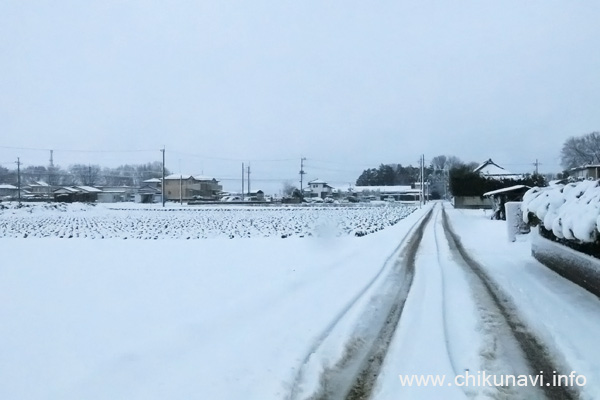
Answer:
522;180;600;242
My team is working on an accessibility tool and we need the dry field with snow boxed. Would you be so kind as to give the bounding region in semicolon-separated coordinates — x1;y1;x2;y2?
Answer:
0;202;417;239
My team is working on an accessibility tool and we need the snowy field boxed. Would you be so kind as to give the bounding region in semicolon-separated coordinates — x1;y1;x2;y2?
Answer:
0;202;415;239
0;201;425;399
2;201;599;399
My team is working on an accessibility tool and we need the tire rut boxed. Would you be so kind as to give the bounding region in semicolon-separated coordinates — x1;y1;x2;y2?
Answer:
296;208;434;400
441;206;578;400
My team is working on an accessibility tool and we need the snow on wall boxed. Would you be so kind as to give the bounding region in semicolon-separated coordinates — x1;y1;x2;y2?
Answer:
522;180;600;242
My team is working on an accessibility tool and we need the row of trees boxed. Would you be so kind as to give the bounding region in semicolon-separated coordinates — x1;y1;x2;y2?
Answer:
355;155;464;187
0;162;168;187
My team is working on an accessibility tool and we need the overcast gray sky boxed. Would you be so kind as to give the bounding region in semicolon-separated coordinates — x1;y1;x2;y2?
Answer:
1;1;599;193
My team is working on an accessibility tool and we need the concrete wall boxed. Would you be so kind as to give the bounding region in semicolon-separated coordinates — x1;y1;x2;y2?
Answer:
452;196;492;209
531;228;600;298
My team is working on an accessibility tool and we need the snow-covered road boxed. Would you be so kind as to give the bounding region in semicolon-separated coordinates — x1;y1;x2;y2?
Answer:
444;206;600;400
306;203;579;400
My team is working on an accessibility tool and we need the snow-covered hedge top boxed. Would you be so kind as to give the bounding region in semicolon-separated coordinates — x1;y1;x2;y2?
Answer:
522;180;600;243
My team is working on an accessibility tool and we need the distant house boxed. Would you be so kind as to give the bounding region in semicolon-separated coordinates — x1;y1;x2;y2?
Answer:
96;186;134;203
247;190;265;201
307;179;333;199
53;186;101;203
0;184;18;199
142;178;161;189
135;184;162;203
97;191;126;203
474;159;523;180
22;181;52;198
453;159;524;209
569;164;600;180
163;174;222;201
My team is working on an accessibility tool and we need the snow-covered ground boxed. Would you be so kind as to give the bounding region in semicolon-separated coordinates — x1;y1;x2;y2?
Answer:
1;201;599;399
0;202;425;399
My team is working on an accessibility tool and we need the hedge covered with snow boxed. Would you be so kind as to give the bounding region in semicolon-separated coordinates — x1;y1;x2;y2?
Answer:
522;180;600;244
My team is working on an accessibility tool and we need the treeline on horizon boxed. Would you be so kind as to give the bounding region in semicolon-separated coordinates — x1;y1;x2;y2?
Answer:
355;155;547;197
355;155;464;187
0;162;169;187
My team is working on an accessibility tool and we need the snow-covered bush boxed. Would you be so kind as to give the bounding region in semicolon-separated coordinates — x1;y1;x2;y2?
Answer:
522;180;600;243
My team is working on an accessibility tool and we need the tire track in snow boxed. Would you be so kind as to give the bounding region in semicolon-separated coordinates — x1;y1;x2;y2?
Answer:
289;207;434;400
441;206;578;400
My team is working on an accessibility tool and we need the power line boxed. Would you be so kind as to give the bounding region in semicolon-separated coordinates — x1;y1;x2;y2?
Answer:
0;145;157;153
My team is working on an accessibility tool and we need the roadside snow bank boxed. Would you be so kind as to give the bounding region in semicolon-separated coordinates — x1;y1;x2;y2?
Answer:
522;180;600;242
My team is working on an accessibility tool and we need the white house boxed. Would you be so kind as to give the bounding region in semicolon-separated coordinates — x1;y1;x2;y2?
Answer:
307;179;333;199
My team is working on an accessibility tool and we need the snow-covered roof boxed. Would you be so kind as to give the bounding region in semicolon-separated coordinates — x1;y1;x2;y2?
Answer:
54;187;80;193
570;164;600;171
27;181;50;187
0;184;18;189
164;174;217;181
76;186;102;193
474;159;509;175
143;178;161;183
483;185;530;197
308;179;329;185
474;159;523;180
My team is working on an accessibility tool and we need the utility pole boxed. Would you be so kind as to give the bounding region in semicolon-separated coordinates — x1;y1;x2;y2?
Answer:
423;154;426;204
16;157;21;206
420;155;424;207
534;159;539;175
299;157;306;193
241;162;245;200
48;149;54;199
179;173;183;205
247;164;251;197
161;147;165;207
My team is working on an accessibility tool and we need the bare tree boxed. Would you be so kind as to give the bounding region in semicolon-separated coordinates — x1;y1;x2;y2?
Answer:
68;164;101;186
561;132;600;169
431;155;447;171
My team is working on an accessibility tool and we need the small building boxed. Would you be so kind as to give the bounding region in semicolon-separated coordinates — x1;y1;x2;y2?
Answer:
98;186;135;202
569;164;600;180
97;191;127;203
483;184;531;220
135;184;162;203
307;179;333;199
0;184;18;199
23;181;53;198
53;186;101;203
163;174;222;201
248;190;265;201
142;178;162;189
